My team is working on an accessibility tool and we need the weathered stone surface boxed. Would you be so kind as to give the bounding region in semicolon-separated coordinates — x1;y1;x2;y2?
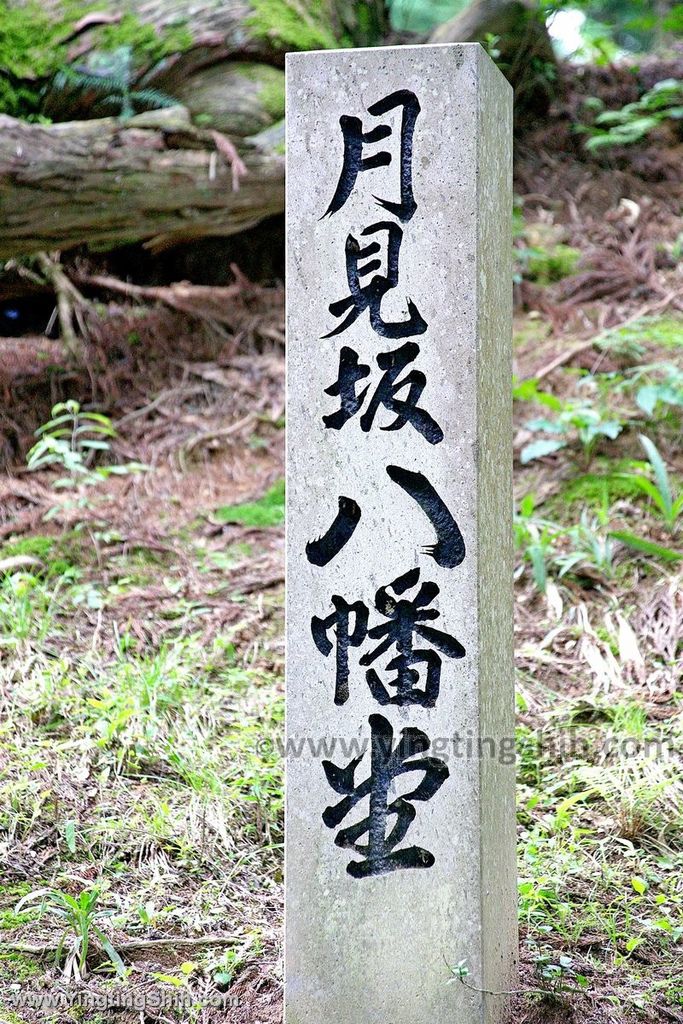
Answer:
286;43;516;1024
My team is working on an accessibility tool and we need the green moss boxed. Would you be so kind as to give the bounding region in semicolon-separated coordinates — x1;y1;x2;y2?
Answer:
0;1;67;115
0;882;35;932
0;536;55;562
554;465;649;513
0;882;32;902
0;534;81;578
258;74;286;121
0;3;192;117
0;2;61;80
526;244;581;285
601;315;683;352
214;479;285;527
0;1010;28;1024
0;908;36;931
247;0;338;51
97;13;193;64
0;952;40;982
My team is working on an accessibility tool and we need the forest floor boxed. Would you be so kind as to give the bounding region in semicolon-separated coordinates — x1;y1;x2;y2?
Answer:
0;62;682;1024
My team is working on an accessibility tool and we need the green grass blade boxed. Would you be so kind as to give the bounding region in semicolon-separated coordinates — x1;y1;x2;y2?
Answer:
613;473;665;513
93;926;127;977
529;547;547;592
58;892;82;913
639;435;673;516
64;820;77;854
611;531;682;563
14;888;54;913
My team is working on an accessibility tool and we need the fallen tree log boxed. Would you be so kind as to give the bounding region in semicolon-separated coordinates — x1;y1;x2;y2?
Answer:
0;1;553;262
0;107;285;258
0;0;383;259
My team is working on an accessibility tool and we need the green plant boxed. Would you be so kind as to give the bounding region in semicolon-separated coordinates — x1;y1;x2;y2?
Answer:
54;47;177;120
532;950;589;996
610;531;682;564
151;959;197;987
512;210;580;286
27;400;145;491
211;944;251;990
517;724;543;786
513;377;562;408
518;818;593;939
525;244;581;285
597;327;646;363
615;435;683;534
514;494;561;593
0;570;69;648
521;400;623;466
84;641;197;771
555;512;616;580
577;756;683;845
514;497;616;589
627;363;683;418
610;700;648;742
581;79;683;151
14;887;125;980
483;32;502;60
597;315;683;360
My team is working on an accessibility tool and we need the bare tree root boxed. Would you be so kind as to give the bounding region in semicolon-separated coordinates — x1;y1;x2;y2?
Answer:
36;252;89;361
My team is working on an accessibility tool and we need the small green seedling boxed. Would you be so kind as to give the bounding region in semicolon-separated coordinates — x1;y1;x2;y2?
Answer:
15;887;125;980
554;511;616;580
522;400;623;467
27;400;146;494
514;494;561;593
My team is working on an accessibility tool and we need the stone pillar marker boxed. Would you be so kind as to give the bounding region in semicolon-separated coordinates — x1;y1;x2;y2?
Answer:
286;43;516;1024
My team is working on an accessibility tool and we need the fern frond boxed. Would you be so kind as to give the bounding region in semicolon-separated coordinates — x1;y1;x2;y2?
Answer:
130;88;177;110
56;65;128;98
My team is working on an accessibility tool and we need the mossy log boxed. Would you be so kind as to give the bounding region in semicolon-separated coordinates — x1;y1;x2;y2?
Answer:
0;107;285;258
0;0;389;257
3;0;305;131
3;0;384;125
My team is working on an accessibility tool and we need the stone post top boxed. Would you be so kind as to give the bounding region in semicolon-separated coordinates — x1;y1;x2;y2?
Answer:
285;40;484;58
285;42;513;95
